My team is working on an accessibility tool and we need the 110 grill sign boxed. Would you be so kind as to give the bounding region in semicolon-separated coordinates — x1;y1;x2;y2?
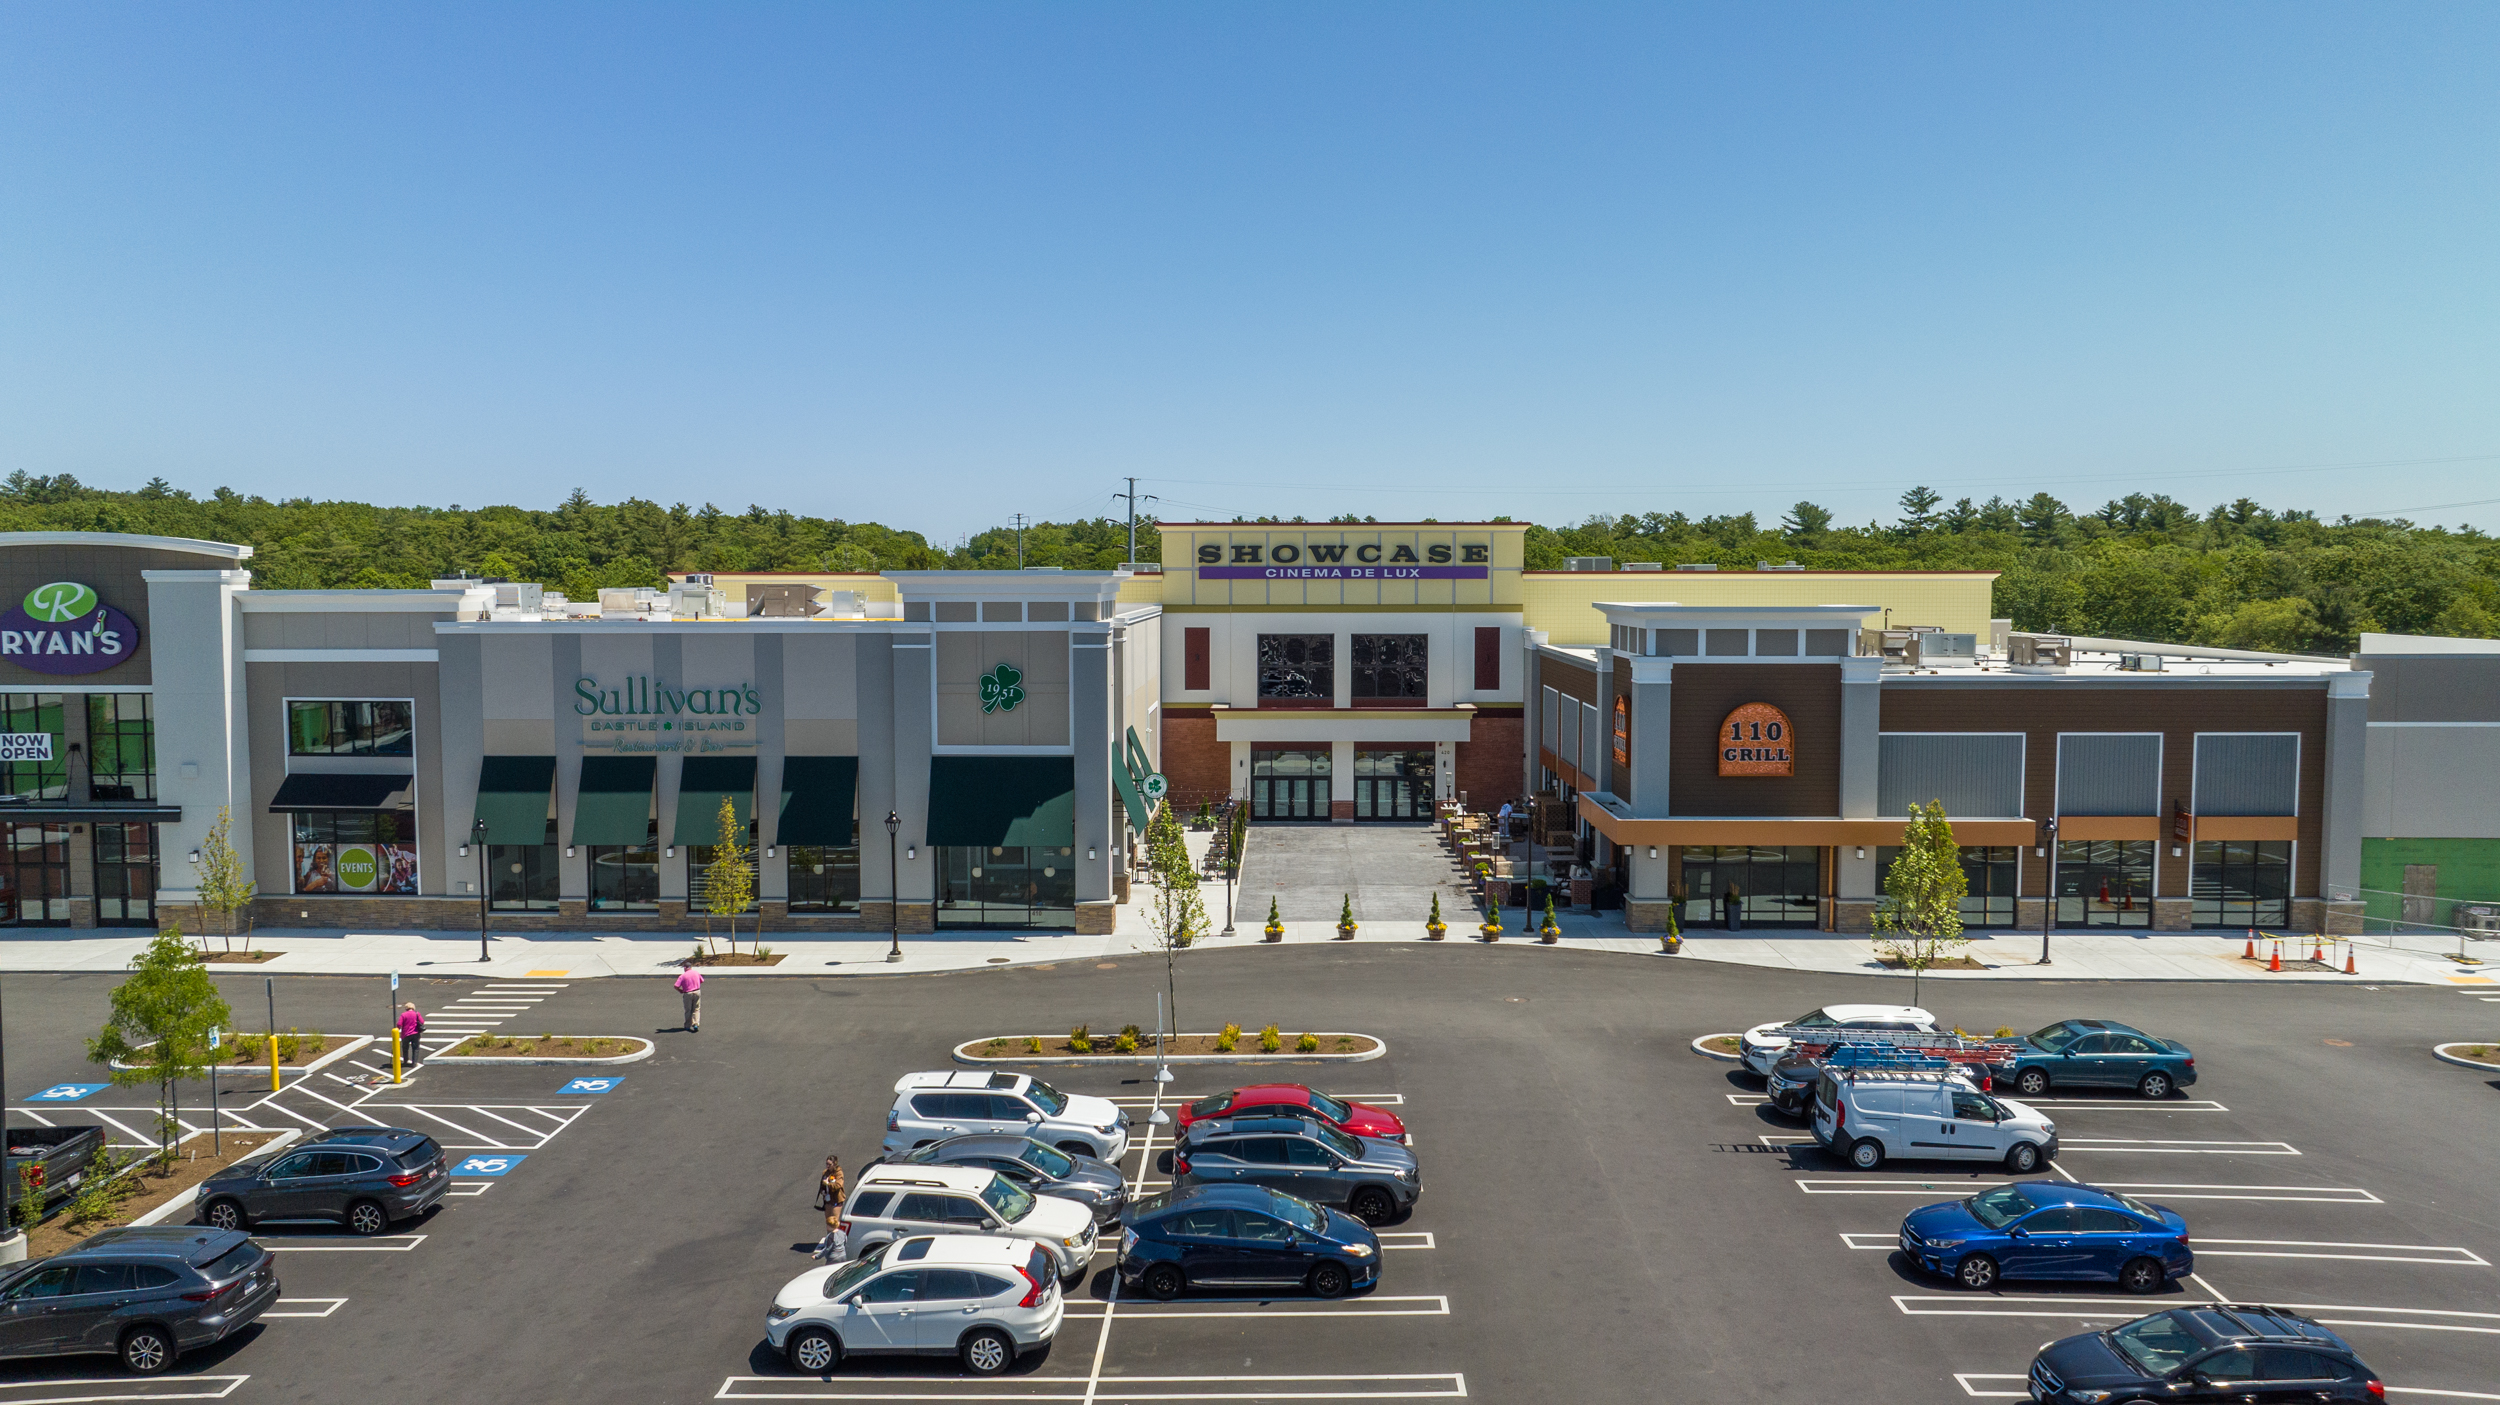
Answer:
1718;702;1795;777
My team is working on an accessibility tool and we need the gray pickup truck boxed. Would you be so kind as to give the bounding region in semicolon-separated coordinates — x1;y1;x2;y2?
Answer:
5;1125;107;1210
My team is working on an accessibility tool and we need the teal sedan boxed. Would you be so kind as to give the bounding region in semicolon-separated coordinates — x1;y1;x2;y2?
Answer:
2006;1020;2197;1100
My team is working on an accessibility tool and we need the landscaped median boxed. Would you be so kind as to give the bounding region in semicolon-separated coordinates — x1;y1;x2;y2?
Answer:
427;1034;655;1066
110;1032;370;1078
17;1129;297;1262
953;1027;1385;1066
1691;1034;1743;1062
2431;1040;2500;1072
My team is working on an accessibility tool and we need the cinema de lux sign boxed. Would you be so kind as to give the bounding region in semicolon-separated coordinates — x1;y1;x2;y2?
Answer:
575;675;763;752
1194;538;1493;581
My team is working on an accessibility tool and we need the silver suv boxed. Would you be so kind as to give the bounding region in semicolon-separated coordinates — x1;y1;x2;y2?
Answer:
837;1164;1099;1283
883;1071;1130;1162
1174;1116;1420;1225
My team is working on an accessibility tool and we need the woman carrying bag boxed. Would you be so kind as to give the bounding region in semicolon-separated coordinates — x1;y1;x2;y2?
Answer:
811;1155;847;1262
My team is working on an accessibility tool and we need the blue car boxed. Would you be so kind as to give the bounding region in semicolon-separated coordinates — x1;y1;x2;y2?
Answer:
1117;1183;1380;1300
2007;1019;2197;1100
1900;1180;2191;1293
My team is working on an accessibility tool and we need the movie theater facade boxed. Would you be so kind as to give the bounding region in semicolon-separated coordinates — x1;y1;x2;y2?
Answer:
0;532;1161;934
1537;602;2370;935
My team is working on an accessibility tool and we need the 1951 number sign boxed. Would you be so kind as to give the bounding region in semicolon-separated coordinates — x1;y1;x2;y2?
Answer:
1718;703;1794;776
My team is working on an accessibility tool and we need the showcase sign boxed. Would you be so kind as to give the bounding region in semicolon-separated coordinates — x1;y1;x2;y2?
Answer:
1718;703;1794;776
0;582;141;675
574;674;762;753
1193;540;1491;581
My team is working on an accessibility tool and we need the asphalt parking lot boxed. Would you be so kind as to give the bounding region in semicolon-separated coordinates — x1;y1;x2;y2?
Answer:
0;947;2492;1403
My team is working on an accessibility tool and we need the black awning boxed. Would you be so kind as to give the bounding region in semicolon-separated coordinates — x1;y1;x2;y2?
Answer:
926;756;1076;849
269;773;412;812
777;756;859;847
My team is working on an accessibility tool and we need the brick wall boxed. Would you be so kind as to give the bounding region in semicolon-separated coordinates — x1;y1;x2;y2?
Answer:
1456;713;1523;811
1161;708;1231;807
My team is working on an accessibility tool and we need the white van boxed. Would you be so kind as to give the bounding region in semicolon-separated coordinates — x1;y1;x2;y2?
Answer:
1809;1070;2059;1174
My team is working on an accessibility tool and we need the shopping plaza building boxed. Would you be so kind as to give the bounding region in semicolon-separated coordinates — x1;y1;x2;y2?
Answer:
0;527;2488;938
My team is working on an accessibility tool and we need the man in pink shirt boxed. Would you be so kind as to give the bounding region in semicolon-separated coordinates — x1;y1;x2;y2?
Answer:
675;964;703;1032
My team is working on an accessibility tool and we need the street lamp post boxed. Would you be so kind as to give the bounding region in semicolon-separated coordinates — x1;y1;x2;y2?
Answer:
1219;797;1237;937
885;811;904;964
472;819;491;963
2038;817;2059;966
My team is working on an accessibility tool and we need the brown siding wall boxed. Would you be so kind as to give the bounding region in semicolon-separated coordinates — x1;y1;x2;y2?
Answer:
1544;656;1596;707
1669;664;1842;816
1159;709;1231;809
1456;712;1522;809
1881;684;2328;898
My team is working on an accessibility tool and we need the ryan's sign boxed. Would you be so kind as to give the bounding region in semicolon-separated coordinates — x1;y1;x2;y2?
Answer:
1718;703;1794;777
0;582;140;675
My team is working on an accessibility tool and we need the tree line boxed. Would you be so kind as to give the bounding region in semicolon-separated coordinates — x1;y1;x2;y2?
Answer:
5;473;2492;653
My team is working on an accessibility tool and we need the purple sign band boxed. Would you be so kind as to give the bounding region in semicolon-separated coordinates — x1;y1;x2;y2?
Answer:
1197;565;1490;581
0;605;142;675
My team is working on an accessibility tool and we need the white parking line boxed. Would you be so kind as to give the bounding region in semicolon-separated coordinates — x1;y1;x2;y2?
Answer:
2387;1390;2500;1401
1726;1094;1769;1107
1062;1295;1451;1321
1796;1178;2381;1203
2273;1303;2500;1336
444;1180;497;1198
263;1296;347;1318
2197;1239;2490;1266
1893;1293;2170;1320
1952;1374;2029;1399
1377;1231;1435;1250
2023;1099;2230;1112
714;1374;1468;1401
0;1378;250;1402
2055;1139;2300;1156
250;1234;426;1253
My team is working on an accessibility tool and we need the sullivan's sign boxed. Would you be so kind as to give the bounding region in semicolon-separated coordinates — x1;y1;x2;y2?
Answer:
0;582;141;675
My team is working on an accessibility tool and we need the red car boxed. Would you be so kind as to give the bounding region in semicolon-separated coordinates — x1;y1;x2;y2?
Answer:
1177;1084;1408;1143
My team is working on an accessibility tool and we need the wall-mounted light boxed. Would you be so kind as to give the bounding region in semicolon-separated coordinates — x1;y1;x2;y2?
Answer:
1854;846;1867;860
1087;846;1098;861
2034;846;2047;858
905;845;917;860
564;845;576;858
187;849;202;865
765;846;776;859
457;844;470;859
1646;846;1657;860
664;846;675;860
2169;845;2183;858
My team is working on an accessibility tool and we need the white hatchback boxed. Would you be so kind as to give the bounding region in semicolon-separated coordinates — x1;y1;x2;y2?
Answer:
768;1233;1063;1377
1739;1003;1937;1076
883;1070;1131;1162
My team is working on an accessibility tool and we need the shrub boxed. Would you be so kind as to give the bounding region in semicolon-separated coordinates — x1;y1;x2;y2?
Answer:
1120;1023;1143;1042
1993;1026;2015;1038
1025;1036;1043;1054
1113;1030;1139;1054
1428;893;1443;928
275;1029;302;1062
15;1164;42;1232
1069;1024;1093;1054
66;1145;128;1227
1335;1036;1355;1050
299;1031;328;1057
1258;1023;1282;1053
516;1040;537;1056
1296;1032;1320;1053
1337;894;1355;929
1265;896;1281;929
757;944;774;960
1215;1022;1240;1052
231;1032;265;1064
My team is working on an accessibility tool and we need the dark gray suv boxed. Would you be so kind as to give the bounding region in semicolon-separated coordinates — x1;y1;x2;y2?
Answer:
0;1225;278;1374
1173;1116;1420;1225
874;1135;1130;1223
195;1126;448;1235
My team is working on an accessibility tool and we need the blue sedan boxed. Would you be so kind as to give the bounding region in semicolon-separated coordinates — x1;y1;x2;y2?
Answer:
2007;1019;2198;1099
1900;1181;2192;1293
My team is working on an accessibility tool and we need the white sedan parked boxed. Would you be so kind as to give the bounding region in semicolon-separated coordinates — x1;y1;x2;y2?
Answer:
1739;1004;1938;1076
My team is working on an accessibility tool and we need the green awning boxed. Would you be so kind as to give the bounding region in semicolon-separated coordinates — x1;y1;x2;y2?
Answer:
674;755;757;847
572;755;656;847
926;756;1076;849
472;756;555;845
778;756;859;847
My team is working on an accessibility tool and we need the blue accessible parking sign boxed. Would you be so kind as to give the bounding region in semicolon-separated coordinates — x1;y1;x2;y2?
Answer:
452;1154;527;1177
558;1077;623;1095
23;1083;109;1103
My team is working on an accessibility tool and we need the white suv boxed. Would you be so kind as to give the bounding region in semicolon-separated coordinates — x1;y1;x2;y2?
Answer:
767;1233;1064;1377
883;1071;1130;1162
1739;1004;1937;1076
1808;1069;2059;1174
837;1164;1099;1283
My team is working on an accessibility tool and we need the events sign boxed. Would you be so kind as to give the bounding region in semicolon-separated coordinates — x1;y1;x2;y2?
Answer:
0;581;141;675
1717;703;1795;777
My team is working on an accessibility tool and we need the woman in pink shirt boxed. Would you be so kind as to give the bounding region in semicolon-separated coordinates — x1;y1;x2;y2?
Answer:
396;1003;426;1064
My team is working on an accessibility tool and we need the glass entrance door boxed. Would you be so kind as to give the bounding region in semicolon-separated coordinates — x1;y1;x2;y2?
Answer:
1678;846;1824;929
2056;840;2154;927
1352;749;1434;820
92;822;157;927
936;846;1077;928
1250;750;1331;820
2191;841;2289;927
0;822;71;927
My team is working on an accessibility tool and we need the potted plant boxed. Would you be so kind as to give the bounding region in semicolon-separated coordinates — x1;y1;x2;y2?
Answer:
1262;896;1284;943
1426;892;1447;940
1539;894;1562;943
1335;893;1357;941
1662;887;1684;953
1480;891;1503;941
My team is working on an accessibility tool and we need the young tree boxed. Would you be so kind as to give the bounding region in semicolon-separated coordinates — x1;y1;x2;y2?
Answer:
88;932;232;1171
703;795;756;955
194;806;256;953
1146;806;1207;1041
1871;800;1971;1006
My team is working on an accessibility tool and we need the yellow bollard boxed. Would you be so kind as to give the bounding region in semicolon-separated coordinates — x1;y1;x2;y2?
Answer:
271;1023;281;1091
392;1029;403;1085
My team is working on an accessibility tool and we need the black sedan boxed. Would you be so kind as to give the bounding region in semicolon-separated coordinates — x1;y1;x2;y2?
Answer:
1117;1183;1380;1299
2030;1304;2381;1405
868;1134;1129;1223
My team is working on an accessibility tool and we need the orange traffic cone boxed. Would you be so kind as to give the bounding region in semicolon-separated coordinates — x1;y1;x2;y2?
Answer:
2310;937;2324;963
2244;929;2256;959
2269;942;2282;972
2343;942;2358;975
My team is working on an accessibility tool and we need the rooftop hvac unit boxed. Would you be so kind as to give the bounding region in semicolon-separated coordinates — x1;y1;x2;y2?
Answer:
1565;557;1614;572
2008;633;2074;669
1620;561;1663;571
491;582;544;612
1860;625;1941;667
1674;563;1719;571
668;582;731;618
1916;633;1979;667
2118;653;2166;672
1757;560;1807;571
599;587;660;618
747;583;825;618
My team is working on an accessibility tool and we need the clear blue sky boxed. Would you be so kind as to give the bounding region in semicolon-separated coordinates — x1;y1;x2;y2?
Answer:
5;3;2496;540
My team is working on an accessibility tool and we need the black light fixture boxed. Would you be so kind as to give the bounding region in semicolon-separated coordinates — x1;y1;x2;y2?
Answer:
2037;816;2059;966
885;811;904;963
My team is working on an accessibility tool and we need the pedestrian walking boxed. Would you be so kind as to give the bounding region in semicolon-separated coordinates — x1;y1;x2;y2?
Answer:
1494;801;1514;840
811;1155;847;1262
396;1002;426;1065
675;963;703;1032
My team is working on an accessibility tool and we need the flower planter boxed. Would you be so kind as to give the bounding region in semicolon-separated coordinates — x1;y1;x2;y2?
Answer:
1263;925;1284;943
1425;923;1446;941
1480;924;1502;942
1539;927;1560;944
1661;933;1683;954
1335;924;1357;941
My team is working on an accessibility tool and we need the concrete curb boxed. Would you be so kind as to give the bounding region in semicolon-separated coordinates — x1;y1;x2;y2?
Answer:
951;1034;1386;1067
112;1034;374;1080
2430;1041;2500;1073
424;1036;656;1068
1691;1034;1743;1063
128;1126;307;1229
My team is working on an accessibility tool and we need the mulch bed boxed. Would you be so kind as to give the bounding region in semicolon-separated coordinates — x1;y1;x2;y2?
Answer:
212;1036;339;1067
26;1131;285;1260
685;952;786;967
1698;1035;1743;1055
442;1035;639;1059
198;950;283;964
964;1032;1381;1059
1875;955;1990;971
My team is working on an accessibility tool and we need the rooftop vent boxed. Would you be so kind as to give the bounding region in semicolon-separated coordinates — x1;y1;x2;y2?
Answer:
1674;563;1719;571
1757;560;1807;572
1565;557;1614;572
1620;561;1663;572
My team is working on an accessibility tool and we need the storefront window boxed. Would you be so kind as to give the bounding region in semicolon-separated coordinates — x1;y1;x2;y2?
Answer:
489;818;560;911
787;845;860;912
290;811;420;895
93;821;156;927
2056;840;2154;927
86;694;154;801
0;822;70;926
0;694;67;802
1679;846;1823;928
1876;845;2020;928
2191;840;2289;928
936;846;1076;929
287;700;414;757
588;832;659;911
1250;749;1331;820
1349;635;1427;704
1256;635;1333;703
1352;749;1434;820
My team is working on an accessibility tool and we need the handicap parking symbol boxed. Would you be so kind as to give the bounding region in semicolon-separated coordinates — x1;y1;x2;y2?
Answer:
451;1154;527;1177
558;1076;623;1095
24;1083;109;1103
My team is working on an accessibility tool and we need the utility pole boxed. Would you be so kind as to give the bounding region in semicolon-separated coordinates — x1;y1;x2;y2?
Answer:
1014;514;1026;569
1119;478;1159;565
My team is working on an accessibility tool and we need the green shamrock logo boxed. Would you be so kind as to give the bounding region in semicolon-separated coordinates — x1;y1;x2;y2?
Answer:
979;662;1025;714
